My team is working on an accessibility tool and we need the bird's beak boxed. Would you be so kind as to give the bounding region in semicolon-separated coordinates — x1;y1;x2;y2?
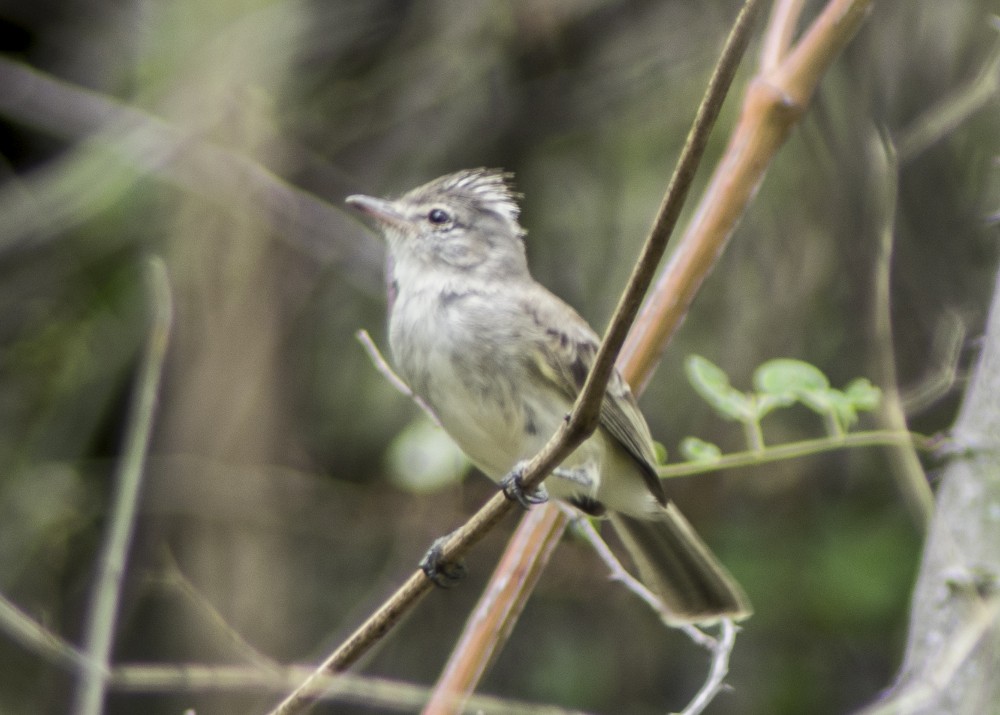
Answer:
345;194;407;229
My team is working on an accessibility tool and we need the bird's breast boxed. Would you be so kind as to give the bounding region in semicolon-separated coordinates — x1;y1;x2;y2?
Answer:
388;286;535;479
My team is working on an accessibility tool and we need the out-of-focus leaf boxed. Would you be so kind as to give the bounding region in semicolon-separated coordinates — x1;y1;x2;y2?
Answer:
387;417;469;493
685;355;755;421
845;378;882;411
756;391;798;418
680;436;722;463
754;358;830;394
652;440;668;465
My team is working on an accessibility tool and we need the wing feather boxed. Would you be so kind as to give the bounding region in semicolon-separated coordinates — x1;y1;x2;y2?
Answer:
522;290;666;505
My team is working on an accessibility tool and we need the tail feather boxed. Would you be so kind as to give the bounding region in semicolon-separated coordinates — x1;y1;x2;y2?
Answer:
609;506;751;624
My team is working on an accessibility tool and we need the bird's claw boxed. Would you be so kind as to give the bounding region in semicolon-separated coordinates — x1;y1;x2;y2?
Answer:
501;465;549;508
420;536;467;588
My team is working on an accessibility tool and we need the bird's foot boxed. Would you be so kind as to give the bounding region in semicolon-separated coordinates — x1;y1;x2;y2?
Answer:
501;462;549;508
419;536;467;588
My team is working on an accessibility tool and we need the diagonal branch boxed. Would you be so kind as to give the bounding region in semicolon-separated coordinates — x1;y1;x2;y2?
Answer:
0;591;90;672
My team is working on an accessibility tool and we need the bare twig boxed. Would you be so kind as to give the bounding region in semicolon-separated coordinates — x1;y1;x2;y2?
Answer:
109;664;595;715
676;619;738;715
897;37;1000;163
0;591;89;672
900;313;967;415
71;257;174;715
356;329;439;425
604;0;763;391
868;134;935;529
157;549;280;671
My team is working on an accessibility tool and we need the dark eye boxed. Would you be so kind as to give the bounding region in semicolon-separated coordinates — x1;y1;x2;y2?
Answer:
427;208;451;225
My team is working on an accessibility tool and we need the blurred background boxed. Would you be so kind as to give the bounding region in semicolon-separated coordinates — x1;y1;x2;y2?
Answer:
1;1;998;713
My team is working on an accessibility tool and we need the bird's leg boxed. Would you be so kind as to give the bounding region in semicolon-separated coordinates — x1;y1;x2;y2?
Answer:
500;460;549;508
419;534;467;588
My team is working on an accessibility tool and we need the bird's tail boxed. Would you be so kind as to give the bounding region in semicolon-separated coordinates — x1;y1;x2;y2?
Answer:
609;506;751;624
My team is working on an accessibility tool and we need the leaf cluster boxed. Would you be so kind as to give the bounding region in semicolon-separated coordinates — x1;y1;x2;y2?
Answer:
681;355;881;458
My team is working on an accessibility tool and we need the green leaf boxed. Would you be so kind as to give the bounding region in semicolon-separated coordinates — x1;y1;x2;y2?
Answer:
845;378;882;411
685;355;754;421
827;390;859;430
680;437;722;463
797;388;835;415
756;391;798;418
753;358;830;394
652;440;669;465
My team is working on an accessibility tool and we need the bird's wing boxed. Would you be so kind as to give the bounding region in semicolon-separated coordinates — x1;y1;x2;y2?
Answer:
522;289;666;505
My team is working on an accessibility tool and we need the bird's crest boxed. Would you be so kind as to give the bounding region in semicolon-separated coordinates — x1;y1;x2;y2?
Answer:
407;168;524;235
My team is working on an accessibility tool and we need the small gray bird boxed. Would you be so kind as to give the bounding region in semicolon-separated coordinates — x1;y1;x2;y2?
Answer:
347;168;750;624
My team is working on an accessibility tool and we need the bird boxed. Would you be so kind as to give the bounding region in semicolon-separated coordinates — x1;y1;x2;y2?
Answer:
346;168;750;624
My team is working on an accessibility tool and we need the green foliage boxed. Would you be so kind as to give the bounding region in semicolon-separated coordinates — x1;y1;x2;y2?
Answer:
679;436;722;463
651;440;669;465
683;355;882;454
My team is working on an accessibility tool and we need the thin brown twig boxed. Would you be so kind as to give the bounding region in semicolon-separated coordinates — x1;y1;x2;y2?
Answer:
900;313;966;415
604;0;764;392
897;37;1000;162
867;134;935;529
157;549;280;671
